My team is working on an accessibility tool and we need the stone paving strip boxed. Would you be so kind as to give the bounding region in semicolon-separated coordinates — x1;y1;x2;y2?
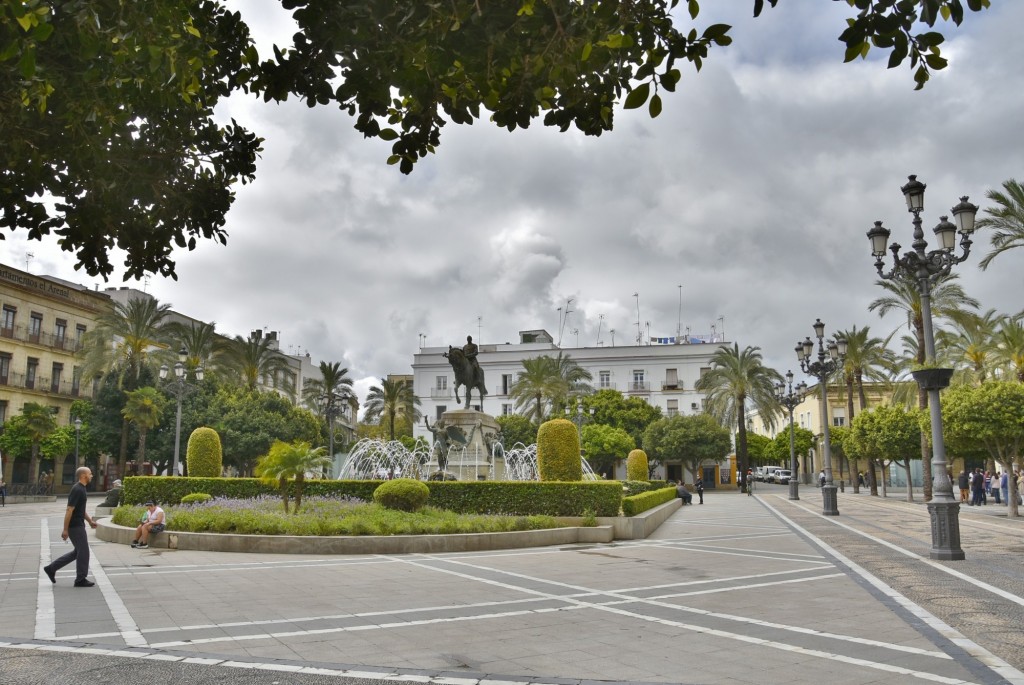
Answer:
2;496;1022;684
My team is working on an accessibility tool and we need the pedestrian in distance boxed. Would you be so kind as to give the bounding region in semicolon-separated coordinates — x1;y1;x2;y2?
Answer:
992;473;1002;504
694;475;704;504
958;470;969;503
818;470;826;488
42;466;98;587
672;481;693;505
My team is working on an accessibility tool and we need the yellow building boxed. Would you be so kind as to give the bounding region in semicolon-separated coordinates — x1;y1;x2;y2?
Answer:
1;264;113;485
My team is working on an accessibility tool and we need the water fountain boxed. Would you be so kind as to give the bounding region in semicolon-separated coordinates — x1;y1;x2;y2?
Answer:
338;438;599;481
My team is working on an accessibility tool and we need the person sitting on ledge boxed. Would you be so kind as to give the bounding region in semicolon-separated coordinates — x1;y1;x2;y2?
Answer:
132;501;165;549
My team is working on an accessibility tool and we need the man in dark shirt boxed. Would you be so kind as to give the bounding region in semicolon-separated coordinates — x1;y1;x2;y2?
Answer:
43;466;99;587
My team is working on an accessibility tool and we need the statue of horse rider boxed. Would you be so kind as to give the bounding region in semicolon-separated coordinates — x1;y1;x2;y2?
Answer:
463;336;480;377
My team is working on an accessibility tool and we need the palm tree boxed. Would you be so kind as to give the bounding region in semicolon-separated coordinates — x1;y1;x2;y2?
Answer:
938;309;1000;384
836;325;896;493
166;321;221;377
79;295;173;475
121;387;167;465
23;402;58;484
869;271;978;500
255;440;332;513
509;356;558;422
509;352;593;421
694;344;782;492
80;296;173;387
994;314;1024;382
363;377;421;441
975;178;1024;270
302;361;356;455
218;333;294;395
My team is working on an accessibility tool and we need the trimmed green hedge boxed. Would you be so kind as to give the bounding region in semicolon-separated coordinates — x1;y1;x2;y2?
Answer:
626;449;649;481
122;477;623;517
622;487;677;516
537;419;582;481
187;427;223;477
374;479;430;512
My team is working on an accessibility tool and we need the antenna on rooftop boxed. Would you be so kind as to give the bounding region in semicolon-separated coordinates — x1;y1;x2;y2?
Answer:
25;252;33;272
677;285;682;343
634;293;641;345
596;314;604;346
558;297;575;346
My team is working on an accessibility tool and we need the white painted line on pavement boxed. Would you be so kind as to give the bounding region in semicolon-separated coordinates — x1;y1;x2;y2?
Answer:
787;497;1024;610
35;519;55;640
764;497;1024;685
90;541;147;647
393;556;969;684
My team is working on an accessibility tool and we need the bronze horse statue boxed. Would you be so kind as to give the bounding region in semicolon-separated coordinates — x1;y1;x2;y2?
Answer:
443;346;487;409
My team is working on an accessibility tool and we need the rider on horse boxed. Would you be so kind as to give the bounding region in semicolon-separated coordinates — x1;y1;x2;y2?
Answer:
463;336;481;379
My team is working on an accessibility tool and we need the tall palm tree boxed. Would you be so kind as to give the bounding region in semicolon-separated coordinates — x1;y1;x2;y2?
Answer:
994;314;1024;382
694;344;782;492
121;387;167;464
975;178;1024;270
255;440;332;514
509;356;559;422
869;272;978;500
79;295;173;476
363;377;421;441
509;353;593;421
166;321;221;377
80;296;174;387
938;309;1000;385
23;402;58;484
836;325;896;492
302;361;356;455
218;333;295;395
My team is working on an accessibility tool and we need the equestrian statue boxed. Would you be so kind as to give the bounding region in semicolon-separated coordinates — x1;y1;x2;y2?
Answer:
443;335;488;409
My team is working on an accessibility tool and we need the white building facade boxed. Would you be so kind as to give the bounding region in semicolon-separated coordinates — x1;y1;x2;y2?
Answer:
411;329;730;482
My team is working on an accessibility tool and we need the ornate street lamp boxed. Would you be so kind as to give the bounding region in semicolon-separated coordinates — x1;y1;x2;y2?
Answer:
775;371;808;500
866;175;977;561
798;320;846;516
73;417;83;467
160;347;204;477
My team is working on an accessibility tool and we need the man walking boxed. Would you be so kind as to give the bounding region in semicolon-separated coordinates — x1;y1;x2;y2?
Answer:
694;475;705;504
43;466;98;587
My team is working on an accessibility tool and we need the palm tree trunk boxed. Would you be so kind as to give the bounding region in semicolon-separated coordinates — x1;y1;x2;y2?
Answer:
138;430;147;463
118;417;130;479
294;475;304;514
280;476;289;514
903;460;914;501
915;324;933;501
918;386;933;501
736;398;749;493
847;376;857;493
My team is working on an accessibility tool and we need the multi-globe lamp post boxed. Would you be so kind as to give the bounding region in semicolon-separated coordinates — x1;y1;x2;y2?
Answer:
866;174;977;561
775;371;808;501
159;347;204;477
797;319;846;516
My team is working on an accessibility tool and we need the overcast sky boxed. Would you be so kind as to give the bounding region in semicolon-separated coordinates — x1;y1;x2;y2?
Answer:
10;2;1024;404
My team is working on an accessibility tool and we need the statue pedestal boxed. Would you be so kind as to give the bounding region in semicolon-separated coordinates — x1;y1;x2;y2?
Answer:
427;409;503;480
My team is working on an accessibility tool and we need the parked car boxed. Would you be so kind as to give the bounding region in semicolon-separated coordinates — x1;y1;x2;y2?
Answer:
763;467;781;483
754;467;765;482
772;469;793;484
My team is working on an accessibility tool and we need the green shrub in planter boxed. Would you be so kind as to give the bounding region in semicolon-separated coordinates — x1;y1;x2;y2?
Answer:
626;449;649;481
180;493;213;505
186;427;222;477
373;478;430;512
536;418;582;481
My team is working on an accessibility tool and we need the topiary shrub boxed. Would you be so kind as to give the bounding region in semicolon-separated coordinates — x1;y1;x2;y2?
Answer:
180;493;213;505
373;478;430;512
186;427;222;478
626;449;649;481
536;418;582;481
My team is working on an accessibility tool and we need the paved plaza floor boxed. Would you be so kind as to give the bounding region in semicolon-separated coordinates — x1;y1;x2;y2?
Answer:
2;488;1023;684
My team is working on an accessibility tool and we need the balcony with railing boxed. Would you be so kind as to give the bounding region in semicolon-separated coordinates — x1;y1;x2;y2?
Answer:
626;381;650;394
430;387;453;399
597;381;617;391
1;372;90;398
660;381;683;392
0;325;84;352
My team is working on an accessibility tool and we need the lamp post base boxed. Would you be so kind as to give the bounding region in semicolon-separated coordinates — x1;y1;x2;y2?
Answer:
926;499;965;561
822;484;839;516
788;481;799;500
